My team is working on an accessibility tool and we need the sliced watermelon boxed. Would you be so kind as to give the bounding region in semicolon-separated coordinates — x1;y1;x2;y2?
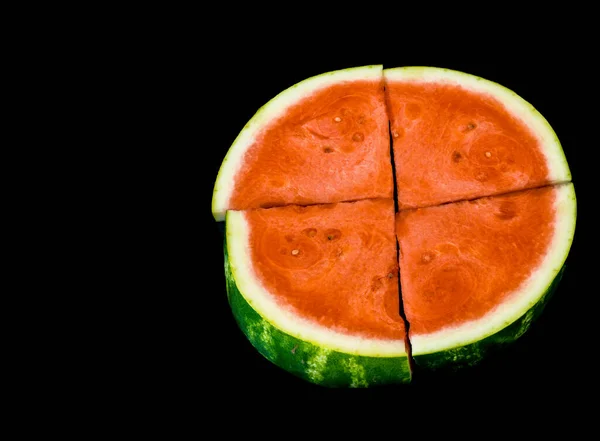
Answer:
225;199;410;387
384;67;571;209
396;183;576;368
212;65;393;221
213;65;577;386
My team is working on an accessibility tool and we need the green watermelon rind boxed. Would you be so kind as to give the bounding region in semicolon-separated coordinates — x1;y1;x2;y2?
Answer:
224;239;411;388
412;265;565;370
212;65;384;222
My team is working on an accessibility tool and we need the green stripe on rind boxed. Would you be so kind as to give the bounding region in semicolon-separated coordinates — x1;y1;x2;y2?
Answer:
413;265;565;371
224;241;411;388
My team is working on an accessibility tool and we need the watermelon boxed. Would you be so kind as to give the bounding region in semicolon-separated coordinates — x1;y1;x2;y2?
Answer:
225;199;410;387
212;65;392;221
384;67;571;209
212;65;576;387
396;183;576;369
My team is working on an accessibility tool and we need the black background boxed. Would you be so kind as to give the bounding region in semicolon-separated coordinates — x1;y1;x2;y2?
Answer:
200;54;593;408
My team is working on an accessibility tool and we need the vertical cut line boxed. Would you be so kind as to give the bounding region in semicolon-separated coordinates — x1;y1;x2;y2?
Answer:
387;105;414;371
386;96;399;213
390;126;399;213
396;237;413;371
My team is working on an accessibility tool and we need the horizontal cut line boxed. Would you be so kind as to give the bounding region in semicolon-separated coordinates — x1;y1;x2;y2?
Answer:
397;180;573;213
228;196;394;213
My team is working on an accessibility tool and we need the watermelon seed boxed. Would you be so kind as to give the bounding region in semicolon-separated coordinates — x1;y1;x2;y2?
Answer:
291;249;300;256
475;171;488;181
302;228;317;237
325;229;342;241
452;151;463;162
334;116;342;122
352;132;364;142
485;151;492;157
392;127;405;139
371;278;383;291
467;123;476;130
420;252;435;264
323;146;334;153
496;201;517;220
387;273;394;279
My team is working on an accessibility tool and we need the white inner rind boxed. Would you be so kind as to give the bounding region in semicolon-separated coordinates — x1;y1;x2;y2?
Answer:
226;210;407;357
383;67;572;185
409;182;576;356
212;65;384;222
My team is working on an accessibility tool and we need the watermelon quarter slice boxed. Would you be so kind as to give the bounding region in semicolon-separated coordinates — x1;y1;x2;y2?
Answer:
225;199;410;387
384;67;572;209
396;183;576;368
212;65;392;221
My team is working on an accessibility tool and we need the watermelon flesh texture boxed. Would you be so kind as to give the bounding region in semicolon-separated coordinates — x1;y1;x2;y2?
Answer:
212;66;393;221
384;68;571;209
396;183;576;368
229;80;392;210
225;199;410;387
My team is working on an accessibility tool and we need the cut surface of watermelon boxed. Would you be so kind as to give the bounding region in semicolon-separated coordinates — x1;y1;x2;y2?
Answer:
212;65;392;221
225;199;410;386
396;183;576;365
384;67;571;209
213;65;577;385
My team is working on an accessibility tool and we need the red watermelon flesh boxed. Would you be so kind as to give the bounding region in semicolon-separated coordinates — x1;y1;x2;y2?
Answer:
227;80;392;211
385;71;569;209
396;184;564;339
243;198;405;341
